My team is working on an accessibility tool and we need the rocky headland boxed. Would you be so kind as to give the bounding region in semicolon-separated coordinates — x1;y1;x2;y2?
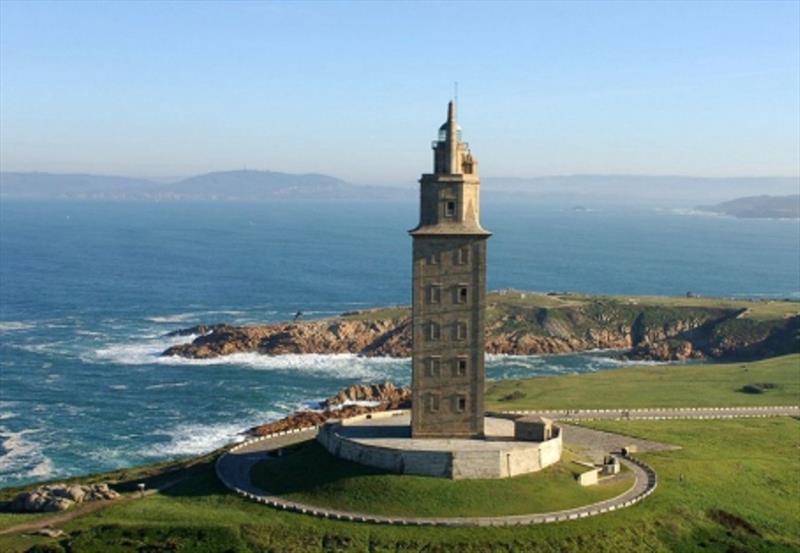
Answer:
163;292;799;362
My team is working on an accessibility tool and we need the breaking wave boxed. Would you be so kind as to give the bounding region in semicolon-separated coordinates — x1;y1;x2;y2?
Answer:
0;321;36;332
0;427;56;484
90;333;408;379
145;310;248;324
144;408;282;458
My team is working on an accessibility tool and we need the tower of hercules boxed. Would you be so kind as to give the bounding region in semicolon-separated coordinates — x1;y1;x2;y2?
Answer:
409;101;491;439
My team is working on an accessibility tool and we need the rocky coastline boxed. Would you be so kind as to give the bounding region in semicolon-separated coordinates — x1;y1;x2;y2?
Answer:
162;293;799;363
247;382;410;436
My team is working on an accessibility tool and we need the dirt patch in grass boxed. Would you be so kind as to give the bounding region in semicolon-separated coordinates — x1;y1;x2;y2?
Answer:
738;382;778;394
707;509;761;537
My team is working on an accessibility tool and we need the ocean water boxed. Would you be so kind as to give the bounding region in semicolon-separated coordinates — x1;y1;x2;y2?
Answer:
0;199;797;488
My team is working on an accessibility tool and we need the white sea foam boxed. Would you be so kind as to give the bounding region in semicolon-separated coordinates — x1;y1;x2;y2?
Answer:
143;413;278;458
159;352;408;379
0;426;56;483
329;400;382;410
14;341;69;355
146;310;247;324
145;381;190;390
109;384;129;391
0;321;36;332
75;330;105;337
89;334;200;365
92;332;408;378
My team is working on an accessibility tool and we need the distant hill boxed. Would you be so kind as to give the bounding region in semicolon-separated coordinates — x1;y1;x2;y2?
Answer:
696;194;800;219
0;170;403;201
2;170;798;206
481;175;800;206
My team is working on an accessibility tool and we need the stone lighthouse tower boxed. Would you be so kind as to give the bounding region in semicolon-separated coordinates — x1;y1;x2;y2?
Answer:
409;101;490;439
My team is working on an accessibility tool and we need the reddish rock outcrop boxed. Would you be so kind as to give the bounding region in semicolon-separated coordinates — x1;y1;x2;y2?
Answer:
248;382;411;437
163;319;411;359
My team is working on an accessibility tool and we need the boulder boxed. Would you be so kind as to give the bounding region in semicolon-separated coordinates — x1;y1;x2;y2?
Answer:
65;485;86;503
42;497;73;512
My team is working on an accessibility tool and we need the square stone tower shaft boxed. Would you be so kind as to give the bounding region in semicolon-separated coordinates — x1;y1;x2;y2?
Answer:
409;101;491;439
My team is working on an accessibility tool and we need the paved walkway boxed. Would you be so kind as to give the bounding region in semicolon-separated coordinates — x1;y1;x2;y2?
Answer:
215;426;655;526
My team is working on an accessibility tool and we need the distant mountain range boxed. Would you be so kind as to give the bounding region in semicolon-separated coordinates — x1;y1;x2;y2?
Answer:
697;194;800;219
1;170;798;207
0;170;404;201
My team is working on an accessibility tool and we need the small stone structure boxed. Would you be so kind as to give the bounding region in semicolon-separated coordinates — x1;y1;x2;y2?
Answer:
577;468;600;487
317;411;562;480
602;455;621;475
514;415;554;441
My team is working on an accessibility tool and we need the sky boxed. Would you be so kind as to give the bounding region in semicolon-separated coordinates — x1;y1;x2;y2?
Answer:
0;0;798;184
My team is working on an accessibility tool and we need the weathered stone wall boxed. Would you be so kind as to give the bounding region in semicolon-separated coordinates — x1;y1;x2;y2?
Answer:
317;419;562;480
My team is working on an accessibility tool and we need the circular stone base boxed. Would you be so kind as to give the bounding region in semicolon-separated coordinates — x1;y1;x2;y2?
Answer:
316;411;562;479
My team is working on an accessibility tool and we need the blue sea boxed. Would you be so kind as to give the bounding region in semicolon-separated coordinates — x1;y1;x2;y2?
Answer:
1;199;798;487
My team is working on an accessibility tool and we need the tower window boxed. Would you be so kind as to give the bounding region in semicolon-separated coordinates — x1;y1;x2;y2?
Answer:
426;252;440;265
428;321;441;341
455;321;467;340
456;286;468;304
428;284;442;304
456;357;468;376
456;247;470;265
426;356;441;377
456;396;467;413
445;201;456;217
428;394;440;413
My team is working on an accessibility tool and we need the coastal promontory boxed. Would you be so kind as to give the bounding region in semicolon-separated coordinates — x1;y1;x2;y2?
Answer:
163;292;799;362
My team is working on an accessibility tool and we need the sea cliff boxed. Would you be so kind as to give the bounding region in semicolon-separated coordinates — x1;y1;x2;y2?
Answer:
162;292;799;362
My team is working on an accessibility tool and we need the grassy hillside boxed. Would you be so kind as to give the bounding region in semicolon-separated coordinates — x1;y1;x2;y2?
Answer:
343;291;800;323
486;354;800;410
2;418;797;552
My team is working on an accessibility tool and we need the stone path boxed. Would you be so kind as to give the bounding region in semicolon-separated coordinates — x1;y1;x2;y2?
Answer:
215;426;655;526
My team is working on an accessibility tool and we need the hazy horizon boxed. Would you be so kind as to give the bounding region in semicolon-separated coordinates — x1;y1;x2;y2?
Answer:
2;168;800;187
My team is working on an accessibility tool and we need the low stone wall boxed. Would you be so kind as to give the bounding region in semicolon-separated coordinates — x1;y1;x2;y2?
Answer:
317;421;562;480
491;405;800;422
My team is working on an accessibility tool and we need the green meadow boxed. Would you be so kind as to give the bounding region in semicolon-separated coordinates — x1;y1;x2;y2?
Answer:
486;354;800;410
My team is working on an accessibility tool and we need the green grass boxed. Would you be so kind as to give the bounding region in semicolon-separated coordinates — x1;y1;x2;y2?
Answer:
1;417;797;552
487;354;800;410
340;306;410;321
248;442;631;518
337;292;800;324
